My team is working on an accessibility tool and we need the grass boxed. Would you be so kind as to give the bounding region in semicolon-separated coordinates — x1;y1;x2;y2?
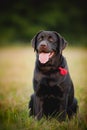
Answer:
0;45;87;130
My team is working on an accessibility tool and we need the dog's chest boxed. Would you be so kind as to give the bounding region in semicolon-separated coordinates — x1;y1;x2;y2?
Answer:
35;71;65;98
42;71;64;87
35;69;64;87
48;72;61;87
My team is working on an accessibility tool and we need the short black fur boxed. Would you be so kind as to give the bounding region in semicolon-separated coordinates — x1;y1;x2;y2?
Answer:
29;31;78;121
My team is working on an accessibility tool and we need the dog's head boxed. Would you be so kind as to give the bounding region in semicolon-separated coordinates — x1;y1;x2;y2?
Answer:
31;31;67;64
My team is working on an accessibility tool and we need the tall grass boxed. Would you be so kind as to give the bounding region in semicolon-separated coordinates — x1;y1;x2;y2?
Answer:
0;46;87;130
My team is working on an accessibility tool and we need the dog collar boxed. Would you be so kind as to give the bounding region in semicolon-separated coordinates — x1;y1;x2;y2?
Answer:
58;67;68;75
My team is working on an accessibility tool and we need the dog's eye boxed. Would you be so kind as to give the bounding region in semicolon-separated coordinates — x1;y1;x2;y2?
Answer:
38;36;44;41
48;36;54;42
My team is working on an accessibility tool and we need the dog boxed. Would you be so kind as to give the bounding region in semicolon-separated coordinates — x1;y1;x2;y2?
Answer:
29;31;78;121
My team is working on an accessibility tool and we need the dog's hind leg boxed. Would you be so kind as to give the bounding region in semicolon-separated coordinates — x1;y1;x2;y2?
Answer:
29;94;35;116
67;98;78;119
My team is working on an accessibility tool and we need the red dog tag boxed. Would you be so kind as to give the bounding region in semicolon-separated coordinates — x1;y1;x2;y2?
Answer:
59;67;68;75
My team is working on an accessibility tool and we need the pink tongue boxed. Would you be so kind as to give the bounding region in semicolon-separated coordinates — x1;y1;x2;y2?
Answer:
39;53;50;64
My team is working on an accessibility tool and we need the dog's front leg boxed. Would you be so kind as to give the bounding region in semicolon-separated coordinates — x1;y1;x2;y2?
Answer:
34;95;43;120
58;103;67;121
58;93;69;121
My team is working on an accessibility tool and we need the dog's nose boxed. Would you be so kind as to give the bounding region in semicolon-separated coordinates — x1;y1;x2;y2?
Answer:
40;42;47;48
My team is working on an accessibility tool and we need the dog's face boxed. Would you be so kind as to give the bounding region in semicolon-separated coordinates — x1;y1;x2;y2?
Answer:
31;31;67;64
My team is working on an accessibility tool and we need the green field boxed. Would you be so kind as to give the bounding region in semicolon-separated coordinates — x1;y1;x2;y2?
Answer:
0;46;87;130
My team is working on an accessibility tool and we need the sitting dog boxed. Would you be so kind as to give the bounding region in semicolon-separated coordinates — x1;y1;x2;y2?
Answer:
29;31;78;121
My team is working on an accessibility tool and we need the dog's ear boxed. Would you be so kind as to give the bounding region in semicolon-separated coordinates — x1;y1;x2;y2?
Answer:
31;30;43;51
53;31;68;53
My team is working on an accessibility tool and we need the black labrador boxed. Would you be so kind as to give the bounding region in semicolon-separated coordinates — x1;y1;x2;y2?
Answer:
29;31;78;121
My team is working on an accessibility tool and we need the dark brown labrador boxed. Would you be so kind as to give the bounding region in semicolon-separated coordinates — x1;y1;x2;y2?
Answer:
29;31;78;121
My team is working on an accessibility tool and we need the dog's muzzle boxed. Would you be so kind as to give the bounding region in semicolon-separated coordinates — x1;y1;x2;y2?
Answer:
37;41;56;64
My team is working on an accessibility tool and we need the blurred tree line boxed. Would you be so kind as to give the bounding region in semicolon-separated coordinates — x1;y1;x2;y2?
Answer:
0;0;87;46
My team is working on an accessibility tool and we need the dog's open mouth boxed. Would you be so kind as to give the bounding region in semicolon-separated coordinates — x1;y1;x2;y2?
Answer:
39;51;55;64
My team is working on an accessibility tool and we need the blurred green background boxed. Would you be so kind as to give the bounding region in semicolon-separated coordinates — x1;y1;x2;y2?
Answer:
0;1;87;129
0;0;87;46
